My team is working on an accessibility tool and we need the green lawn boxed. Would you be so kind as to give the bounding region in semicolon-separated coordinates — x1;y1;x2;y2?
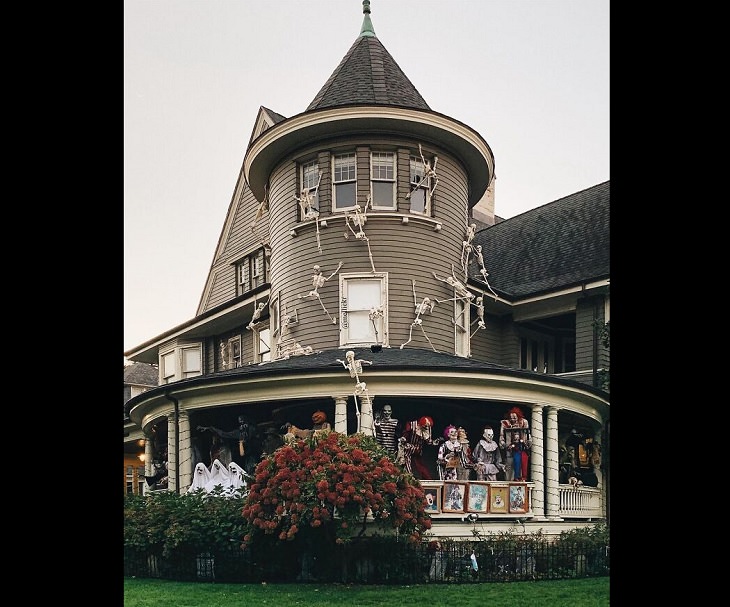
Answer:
124;576;610;606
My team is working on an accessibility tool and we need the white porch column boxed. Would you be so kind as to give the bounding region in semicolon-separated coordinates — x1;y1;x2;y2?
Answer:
359;393;374;436
333;395;349;434
166;412;178;493
178;410;192;492
530;403;546;520
143;437;154;495
545;406;563;520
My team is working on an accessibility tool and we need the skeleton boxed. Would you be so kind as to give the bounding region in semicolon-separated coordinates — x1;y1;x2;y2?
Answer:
294;171;324;251
400;280;437;351
406;143;439;199
246;298;269;330
470;295;487;338
336;350;374;428
433;265;475;327
369;305;384;345
343;196;376;272
298;262;343;324
461;223;477;279
474;245;499;301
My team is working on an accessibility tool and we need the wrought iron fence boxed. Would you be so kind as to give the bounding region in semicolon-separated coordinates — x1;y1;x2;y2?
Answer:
124;537;609;584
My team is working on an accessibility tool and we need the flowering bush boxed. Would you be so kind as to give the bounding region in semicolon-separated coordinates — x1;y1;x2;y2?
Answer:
241;432;431;547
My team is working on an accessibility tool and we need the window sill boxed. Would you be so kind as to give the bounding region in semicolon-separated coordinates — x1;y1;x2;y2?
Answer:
291;212;442;235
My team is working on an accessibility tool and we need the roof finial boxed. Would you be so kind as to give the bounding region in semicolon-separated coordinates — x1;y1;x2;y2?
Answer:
360;0;376;37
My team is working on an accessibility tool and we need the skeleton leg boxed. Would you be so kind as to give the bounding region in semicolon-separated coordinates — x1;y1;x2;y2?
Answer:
419;324;438;352
400;322;418;349
315;295;338;324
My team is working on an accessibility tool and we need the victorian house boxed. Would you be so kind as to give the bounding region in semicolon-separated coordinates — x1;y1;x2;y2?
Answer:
124;1;609;538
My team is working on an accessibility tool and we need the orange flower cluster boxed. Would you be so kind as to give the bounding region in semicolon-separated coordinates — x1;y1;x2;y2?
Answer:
241;432;431;547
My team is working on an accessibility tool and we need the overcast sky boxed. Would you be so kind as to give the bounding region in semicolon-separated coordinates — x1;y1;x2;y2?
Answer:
124;0;609;355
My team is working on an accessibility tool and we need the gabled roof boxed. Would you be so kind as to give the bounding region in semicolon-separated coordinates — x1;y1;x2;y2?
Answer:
306;3;430;111
475;181;610;298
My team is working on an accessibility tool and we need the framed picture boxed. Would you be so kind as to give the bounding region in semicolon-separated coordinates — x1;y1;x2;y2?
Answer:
467;481;489;513
230;336;241;360
422;485;441;514
442;481;467;513
490;485;508;513
509;483;528;514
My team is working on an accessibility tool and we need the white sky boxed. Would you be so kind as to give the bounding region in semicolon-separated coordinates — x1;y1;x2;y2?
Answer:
124;0;609;355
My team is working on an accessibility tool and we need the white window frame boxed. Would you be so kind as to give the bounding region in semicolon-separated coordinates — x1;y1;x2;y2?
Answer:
339;272;388;347
370;151;396;210
236;248;268;296
332;152;357;211
409;154;432;215
252;323;271;362
161;350;176;384
454;299;470;357
159;343;203;383
270;291;281;338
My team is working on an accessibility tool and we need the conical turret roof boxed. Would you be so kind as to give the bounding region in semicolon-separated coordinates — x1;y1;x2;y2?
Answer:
307;0;430;111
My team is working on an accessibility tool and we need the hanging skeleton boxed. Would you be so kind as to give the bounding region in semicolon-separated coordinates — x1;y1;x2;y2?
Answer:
297;262;344;324
369;305;384;345
336;350;373;429
400;280;437;351
406;143;439;199
470;295;487;338
343;195;376;272
433;265;475;306
246;297;269;330
473;244;499;301
461;223;477;279
294;171;323;251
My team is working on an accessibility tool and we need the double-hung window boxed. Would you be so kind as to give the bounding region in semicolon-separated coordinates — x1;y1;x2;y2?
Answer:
333;153;357;210
253;326;271;362
409;154;432;215
236;248;268;296
339;273;388;347
370;152;396;210
160;344;203;382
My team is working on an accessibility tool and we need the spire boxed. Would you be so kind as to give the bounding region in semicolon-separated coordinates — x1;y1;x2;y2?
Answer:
360;0;376;37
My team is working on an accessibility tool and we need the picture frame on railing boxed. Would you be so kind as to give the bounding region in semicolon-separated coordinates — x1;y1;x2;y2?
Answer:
421;484;441;514
467;481;489;513
490;485;508;513
509;483;528;513
442;481;467;513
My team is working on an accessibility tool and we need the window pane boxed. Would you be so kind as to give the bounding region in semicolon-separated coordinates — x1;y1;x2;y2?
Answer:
334;182;356;209
409;188;426;213
162;352;175;378
348;311;375;341
372;181;394;207
182;347;201;373
347;280;381;308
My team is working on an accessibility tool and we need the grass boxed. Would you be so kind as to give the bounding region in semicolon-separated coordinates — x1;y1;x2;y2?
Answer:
124;576;610;606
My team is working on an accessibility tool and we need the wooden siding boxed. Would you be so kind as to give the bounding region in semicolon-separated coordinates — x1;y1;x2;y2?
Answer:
266;139;471;355
575;298;598;374
200;183;272;314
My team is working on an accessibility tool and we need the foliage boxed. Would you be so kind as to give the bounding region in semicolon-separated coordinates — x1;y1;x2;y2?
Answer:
241;431;431;548
123;487;248;557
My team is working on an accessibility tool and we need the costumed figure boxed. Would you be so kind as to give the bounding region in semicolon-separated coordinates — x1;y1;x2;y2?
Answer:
506;429;529;482
437;424;471;481
456;426;475;480
398;415;442;479
226;461;248;497
204;458;232;493
374;403;400;456
498;406;530;481
282;410;332;442
472;425;505;481
187;462;212;494
427;540;447;582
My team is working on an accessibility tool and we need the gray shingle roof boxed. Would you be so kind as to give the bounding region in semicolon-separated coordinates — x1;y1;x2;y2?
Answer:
474;181;610;298
306;31;430;112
